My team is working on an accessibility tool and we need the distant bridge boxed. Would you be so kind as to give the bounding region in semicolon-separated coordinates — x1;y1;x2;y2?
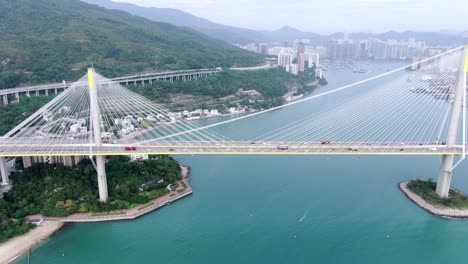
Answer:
0;68;221;105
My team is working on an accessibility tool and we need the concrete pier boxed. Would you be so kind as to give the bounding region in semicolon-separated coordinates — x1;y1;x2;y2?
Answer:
96;156;108;202
436;46;468;197
0;157;9;186
2;95;8;105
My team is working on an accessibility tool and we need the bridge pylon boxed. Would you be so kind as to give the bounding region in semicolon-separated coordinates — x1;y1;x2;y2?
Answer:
88;68;108;202
436;45;468;198
0;157;9;186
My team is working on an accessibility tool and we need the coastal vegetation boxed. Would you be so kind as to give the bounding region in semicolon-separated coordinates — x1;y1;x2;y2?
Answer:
0;0;263;88
407;179;468;209
0;156;181;221
0;220;34;243
0;96;54;136
130;68;296;101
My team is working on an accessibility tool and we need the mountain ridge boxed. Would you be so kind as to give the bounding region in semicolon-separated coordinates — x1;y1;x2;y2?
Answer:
83;0;467;45
0;0;263;88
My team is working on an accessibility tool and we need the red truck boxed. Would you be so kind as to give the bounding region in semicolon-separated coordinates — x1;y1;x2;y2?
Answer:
125;146;137;151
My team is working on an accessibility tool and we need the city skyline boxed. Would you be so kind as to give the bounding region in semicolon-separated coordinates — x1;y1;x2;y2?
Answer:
113;0;468;34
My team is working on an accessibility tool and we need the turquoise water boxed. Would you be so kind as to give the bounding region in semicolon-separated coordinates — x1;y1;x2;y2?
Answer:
17;62;468;264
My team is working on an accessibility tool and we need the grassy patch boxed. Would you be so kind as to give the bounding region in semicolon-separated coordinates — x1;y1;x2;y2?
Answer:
137;203;154;211
91;211;125;217
407;179;468;209
177;188;186;193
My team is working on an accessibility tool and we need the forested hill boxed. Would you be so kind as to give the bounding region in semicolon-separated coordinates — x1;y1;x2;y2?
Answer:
0;0;263;88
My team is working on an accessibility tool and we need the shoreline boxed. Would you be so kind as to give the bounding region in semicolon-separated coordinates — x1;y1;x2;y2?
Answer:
399;182;468;218
0;221;64;264
0;165;192;263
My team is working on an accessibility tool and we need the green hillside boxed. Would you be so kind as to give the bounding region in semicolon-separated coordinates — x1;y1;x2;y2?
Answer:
0;0;263;88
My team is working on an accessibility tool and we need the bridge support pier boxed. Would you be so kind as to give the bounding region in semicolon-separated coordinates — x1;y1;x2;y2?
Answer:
436;155;454;198
96;156;108;202
2;95;8;105
0;157;9;186
45;89;49;96
435;46;467;198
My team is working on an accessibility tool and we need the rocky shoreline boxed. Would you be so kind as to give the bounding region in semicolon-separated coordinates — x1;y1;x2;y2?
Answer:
399;182;468;218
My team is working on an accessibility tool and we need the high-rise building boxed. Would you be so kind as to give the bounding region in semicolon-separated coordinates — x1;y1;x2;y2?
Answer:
306;53;320;68
297;42;306;72
287;64;298;75
297;42;305;54
259;43;269;54
278;52;293;67
23;156;84;168
297;53;306;72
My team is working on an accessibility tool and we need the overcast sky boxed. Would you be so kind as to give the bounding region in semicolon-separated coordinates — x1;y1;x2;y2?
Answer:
114;0;467;34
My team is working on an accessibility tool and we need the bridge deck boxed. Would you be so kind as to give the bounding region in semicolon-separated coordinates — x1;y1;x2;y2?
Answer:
0;142;463;157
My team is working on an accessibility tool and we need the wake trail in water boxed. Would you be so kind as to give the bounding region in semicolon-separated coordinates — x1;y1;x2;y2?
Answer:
297;209;310;223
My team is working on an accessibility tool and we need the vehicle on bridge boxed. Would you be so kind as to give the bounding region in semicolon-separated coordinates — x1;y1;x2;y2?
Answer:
321;140;331;145
277;145;289;150
125;146;137;151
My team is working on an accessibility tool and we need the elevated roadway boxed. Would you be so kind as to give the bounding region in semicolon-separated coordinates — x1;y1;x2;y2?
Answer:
0;141;463;157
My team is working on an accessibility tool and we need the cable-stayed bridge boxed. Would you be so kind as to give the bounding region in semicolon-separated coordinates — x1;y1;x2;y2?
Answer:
0;45;467;202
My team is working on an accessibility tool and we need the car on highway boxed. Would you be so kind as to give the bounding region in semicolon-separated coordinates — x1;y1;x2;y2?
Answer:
321;140;331;145
125;146;137;151
277;145;289;150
